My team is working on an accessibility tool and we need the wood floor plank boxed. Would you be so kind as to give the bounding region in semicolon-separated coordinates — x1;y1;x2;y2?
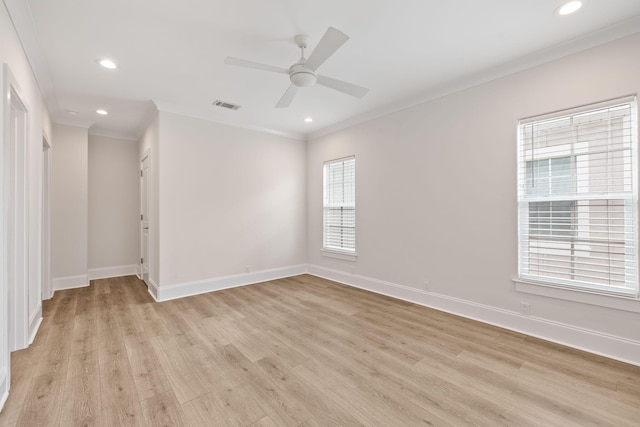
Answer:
124;333;171;401
14;371;65;427
187;315;233;349
0;350;40;426
148;341;211;404
70;311;99;356
59;350;100;427
181;385;266;427
248;416;279;427
140;390;188;427
98;357;146;427
256;355;366;426
131;302;171;337
2;274;639;426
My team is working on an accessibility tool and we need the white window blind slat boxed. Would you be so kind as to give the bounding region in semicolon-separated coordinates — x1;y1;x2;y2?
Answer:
517;97;638;297
323;157;356;252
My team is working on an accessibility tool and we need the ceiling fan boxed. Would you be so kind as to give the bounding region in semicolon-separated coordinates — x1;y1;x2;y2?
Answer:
225;27;369;108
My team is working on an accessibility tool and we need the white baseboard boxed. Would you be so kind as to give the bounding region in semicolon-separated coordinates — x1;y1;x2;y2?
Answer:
28;305;42;346
53;274;89;291
147;278;159;301
88;264;138;280
0;369;8;412
153;264;308;302
307;264;640;367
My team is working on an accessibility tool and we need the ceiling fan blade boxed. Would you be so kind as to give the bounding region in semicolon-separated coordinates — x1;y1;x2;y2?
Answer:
316;75;369;99
224;57;289;74
276;84;299;108
305;27;349;71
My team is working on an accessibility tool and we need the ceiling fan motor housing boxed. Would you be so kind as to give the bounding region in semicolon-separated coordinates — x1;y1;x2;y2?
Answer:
289;63;317;87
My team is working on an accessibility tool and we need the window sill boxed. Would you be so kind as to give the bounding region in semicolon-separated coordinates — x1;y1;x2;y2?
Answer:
514;278;640;313
321;249;357;262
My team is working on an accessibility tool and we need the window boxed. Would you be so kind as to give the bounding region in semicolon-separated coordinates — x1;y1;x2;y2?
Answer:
517;97;638;297
323;156;356;254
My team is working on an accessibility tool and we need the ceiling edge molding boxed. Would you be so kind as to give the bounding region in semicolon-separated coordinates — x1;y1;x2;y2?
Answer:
307;15;640;141
52;117;93;129
88;128;138;142
3;0;58;111
153;100;307;141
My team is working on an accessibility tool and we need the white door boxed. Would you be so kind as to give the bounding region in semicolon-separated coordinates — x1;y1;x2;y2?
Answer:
140;155;149;284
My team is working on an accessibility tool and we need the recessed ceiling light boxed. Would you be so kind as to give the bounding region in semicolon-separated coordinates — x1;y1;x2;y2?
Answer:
98;59;117;69
556;0;583;16
304;117;313;123
66;110;79;115
96;109;109;115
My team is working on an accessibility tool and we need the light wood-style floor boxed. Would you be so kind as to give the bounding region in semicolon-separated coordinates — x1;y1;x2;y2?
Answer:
0;275;638;426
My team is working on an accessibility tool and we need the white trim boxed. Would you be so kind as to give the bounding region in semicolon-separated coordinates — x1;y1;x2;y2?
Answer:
514;279;640;313
5;65;31;352
2;0;56;111
140;151;150;288
307;264;640;367
154;264;307;302
321;249;357;261
0;63;6;412
147;278;159;301
0;373;7;413
88;128;138;142
41;135;52;300
88;264;138;280
28;314;42;346
154;102;306;141
52;274;89;291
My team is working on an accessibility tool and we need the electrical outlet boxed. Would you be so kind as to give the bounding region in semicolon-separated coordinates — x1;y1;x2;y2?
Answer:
520;302;530;316
423;280;429;291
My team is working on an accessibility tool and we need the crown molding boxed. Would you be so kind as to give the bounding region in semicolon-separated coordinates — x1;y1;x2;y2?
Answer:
308;16;640;141
3;0;58;112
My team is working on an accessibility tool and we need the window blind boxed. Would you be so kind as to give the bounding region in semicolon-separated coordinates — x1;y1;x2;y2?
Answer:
517;97;638;297
323;157;356;252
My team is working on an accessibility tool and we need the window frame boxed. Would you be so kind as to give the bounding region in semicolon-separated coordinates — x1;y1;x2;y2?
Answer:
322;156;357;259
516;96;639;299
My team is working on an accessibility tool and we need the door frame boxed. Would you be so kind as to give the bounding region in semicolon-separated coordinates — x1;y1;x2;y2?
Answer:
140;150;150;286
5;65;30;353
41;135;51;300
0;63;9;411
1;63;31;408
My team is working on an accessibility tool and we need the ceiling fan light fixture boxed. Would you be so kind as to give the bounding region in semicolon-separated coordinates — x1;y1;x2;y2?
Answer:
556;0;583;16
290;69;317;87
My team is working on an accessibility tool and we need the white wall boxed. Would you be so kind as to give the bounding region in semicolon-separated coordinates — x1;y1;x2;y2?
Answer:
307;33;640;361
157;111;307;288
51;124;88;288
0;1;52;408
88;135;139;274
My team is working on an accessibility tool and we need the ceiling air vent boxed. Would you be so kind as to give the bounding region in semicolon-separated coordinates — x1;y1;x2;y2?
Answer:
212;100;241;110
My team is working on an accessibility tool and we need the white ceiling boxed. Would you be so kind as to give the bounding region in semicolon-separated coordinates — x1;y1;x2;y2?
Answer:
7;0;640;140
